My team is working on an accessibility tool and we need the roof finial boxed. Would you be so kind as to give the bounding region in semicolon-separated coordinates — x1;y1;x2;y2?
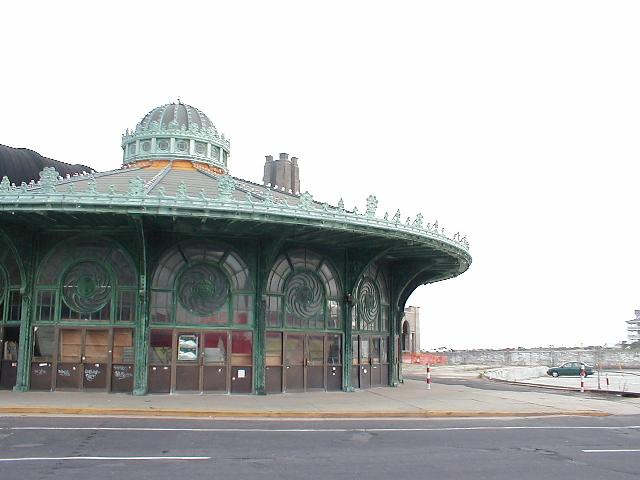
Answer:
177;97;182;104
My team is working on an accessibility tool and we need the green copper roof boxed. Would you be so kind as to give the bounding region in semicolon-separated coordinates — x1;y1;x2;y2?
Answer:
0;103;472;285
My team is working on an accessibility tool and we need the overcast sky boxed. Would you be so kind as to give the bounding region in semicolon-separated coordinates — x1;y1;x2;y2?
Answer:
2;1;639;349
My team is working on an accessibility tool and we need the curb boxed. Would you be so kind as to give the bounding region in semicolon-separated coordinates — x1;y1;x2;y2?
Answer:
0;406;609;419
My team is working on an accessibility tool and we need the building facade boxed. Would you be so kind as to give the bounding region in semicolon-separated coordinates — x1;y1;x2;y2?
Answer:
627;310;640;344
0;102;471;394
401;306;420;355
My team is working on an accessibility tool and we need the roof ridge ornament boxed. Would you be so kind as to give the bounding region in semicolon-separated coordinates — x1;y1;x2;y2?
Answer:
176;181;188;199
218;174;235;200
365;195;378;217
0;176;11;193
128;177;145;197
300;191;313;209
39;167;59;194
87;175;98;195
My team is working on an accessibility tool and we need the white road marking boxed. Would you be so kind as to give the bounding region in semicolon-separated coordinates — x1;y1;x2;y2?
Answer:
0;456;211;462
2;425;640;433
582;449;640;453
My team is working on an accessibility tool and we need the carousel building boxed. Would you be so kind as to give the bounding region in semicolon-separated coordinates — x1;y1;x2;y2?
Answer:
0;102;471;395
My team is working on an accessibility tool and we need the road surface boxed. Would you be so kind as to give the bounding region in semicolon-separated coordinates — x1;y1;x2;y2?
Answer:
0;415;638;479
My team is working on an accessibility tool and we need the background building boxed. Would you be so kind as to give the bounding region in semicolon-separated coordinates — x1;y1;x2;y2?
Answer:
627;310;640;343
402;306;420;355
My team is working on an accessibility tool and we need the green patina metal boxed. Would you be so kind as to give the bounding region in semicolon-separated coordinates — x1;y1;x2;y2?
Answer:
0;102;471;395
121;103;230;170
133;217;148;395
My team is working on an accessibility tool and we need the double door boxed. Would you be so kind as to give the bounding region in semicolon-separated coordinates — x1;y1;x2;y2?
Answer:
352;335;389;389
30;327;134;392
266;333;342;393
147;329;253;394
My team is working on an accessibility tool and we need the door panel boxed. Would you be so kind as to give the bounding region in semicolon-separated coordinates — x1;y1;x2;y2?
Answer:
148;329;172;393
57;329;82;389
266;366;282;393
359;337;371;389
0;361;17;389
285;334;304;392
111;329;134;392
30;326;55;391
149;365;171;393
176;365;200;391
307;335;324;390
175;333;200;391
266;332;283;393
203;366;226;391
230;366;252;393
0;326;19;390
83;330;109;389
111;364;134;392
326;334;342;391
56;363;81;389
370;338;382;387
203;332;227;393
30;363;52;391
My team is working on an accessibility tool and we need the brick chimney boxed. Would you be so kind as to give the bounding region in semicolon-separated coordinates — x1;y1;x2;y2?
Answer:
262;155;274;186
262;152;301;194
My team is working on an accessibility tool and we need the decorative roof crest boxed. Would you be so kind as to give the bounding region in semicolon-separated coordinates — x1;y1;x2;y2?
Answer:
128;177;145;197
365;195;378;217
300;191;313;209
218;174;235;200
39;167;59;194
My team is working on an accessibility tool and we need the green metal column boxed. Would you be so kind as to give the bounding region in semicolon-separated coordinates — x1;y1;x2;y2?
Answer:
14;240;36;392
389;306;400;387
254;241;266;395
342;250;353;392
133;219;149;395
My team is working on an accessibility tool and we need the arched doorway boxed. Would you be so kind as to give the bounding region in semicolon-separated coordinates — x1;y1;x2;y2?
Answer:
30;236;137;392
264;248;343;393
352;262;390;388
147;240;254;394
0;236;23;390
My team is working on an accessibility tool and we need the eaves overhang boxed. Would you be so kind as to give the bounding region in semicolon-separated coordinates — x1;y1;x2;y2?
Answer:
0;168;472;284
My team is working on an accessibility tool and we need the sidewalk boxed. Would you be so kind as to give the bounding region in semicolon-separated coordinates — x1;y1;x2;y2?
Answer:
1;370;640;419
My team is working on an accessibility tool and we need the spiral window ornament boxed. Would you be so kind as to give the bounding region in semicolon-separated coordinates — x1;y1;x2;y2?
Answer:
178;264;229;316
285;271;324;319
358;278;380;328
62;262;112;314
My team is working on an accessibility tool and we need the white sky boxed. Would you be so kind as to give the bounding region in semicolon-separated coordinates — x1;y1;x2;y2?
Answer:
2;1;639;350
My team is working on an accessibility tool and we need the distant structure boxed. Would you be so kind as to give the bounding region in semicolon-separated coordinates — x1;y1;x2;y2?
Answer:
627;310;640;343
0;144;90;185
263;153;300;194
402;306;420;354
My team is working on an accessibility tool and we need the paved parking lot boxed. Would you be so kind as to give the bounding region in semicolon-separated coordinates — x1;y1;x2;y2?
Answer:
403;363;640;394
526;371;640;393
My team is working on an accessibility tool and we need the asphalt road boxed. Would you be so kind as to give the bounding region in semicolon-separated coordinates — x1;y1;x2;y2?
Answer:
0;415;639;479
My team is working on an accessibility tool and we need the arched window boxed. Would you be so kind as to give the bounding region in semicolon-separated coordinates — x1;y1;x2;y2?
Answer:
265;248;342;330
150;240;253;326
0;238;23;323
353;262;390;332
402;321;410;351
34;237;137;323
